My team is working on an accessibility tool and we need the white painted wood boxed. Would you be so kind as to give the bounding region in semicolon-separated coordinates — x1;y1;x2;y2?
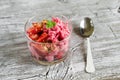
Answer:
0;0;120;80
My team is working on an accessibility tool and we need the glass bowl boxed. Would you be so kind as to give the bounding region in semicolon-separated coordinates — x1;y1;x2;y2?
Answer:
24;15;72;65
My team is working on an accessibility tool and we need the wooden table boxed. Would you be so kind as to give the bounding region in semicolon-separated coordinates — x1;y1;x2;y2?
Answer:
0;0;120;80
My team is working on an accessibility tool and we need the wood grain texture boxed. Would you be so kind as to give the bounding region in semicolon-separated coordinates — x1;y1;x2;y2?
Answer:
0;0;120;80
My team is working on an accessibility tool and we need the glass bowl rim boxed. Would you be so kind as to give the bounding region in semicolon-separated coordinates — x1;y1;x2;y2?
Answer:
24;15;72;45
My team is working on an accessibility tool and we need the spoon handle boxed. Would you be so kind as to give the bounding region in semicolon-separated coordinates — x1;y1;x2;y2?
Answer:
86;38;95;73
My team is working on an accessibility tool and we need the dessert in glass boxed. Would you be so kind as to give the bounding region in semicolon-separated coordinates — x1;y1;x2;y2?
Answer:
24;15;72;65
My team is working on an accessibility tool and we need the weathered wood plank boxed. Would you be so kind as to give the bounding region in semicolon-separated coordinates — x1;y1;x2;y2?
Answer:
0;0;120;80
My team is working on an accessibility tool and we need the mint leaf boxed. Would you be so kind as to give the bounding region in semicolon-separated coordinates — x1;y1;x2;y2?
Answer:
46;20;56;28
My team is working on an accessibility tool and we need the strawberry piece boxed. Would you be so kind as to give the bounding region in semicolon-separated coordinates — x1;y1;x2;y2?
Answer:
27;27;35;34
37;32;48;42
27;27;41;34
29;34;39;40
35;27;41;33
55;52;64;59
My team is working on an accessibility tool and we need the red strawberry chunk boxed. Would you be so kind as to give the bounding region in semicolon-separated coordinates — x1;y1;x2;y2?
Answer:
29;34;39;40
37;32;48;42
55;52;64;59
27;27;41;34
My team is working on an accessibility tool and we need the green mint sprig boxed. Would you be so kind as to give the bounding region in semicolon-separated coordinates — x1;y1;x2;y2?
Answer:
46;20;56;29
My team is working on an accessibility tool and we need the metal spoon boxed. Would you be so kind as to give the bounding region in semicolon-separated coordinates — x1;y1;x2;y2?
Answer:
118;6;120;13
80;17;95;73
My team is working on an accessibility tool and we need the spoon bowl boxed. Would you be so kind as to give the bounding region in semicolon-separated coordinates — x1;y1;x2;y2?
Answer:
80;17;94;37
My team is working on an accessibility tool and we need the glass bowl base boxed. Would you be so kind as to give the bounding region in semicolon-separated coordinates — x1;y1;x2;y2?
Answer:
32;55;67;65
